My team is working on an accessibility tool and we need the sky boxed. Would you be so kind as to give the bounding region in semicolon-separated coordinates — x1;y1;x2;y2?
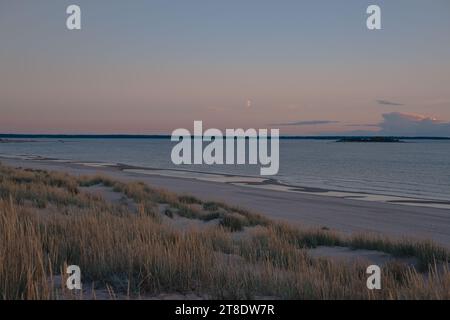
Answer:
1;0;450;136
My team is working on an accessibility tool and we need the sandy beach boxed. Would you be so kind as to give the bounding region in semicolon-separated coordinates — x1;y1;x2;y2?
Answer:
2;156;450;248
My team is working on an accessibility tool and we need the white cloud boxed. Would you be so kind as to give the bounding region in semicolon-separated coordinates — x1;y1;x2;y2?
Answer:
328;112;450;137
377;112;450;136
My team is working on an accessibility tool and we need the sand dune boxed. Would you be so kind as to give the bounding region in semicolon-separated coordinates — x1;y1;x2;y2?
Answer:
2;156;450;247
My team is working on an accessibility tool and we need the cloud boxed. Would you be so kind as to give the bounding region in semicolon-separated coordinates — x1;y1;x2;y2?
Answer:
377;100;404;106
376;112;450;136
271;120;339;126
320;112;450;137
345;124;380;127
335;113;450;137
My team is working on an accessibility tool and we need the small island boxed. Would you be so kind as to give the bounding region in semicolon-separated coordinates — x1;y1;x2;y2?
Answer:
336;137;404;143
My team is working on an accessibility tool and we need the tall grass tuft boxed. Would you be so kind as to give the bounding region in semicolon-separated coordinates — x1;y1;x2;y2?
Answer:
1;163;449;300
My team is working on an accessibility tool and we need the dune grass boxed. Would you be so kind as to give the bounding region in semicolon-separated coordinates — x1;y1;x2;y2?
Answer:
0;163;449;300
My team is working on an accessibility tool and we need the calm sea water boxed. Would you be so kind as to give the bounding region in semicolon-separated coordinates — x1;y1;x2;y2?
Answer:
1;139;450;202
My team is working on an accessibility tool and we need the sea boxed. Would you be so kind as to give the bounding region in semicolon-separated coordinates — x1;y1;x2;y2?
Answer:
1;138;449;202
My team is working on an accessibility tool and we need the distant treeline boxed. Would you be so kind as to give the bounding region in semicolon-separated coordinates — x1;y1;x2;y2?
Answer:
0;134;449;140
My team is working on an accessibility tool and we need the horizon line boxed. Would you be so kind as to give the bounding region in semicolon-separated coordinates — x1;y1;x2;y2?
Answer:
1;134;450;140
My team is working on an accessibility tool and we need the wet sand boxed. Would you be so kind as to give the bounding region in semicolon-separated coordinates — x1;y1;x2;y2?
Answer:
2;156;450;247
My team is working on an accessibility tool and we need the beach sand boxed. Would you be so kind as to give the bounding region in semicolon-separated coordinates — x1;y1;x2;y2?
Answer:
2;157;450;248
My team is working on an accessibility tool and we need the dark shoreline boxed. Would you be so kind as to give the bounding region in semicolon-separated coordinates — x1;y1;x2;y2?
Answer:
1;134;450;140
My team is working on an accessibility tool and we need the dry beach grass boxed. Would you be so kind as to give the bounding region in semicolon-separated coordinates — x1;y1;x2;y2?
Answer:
0;163;449;300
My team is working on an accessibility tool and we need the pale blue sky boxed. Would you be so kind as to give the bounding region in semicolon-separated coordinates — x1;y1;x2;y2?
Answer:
1;0;449;135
